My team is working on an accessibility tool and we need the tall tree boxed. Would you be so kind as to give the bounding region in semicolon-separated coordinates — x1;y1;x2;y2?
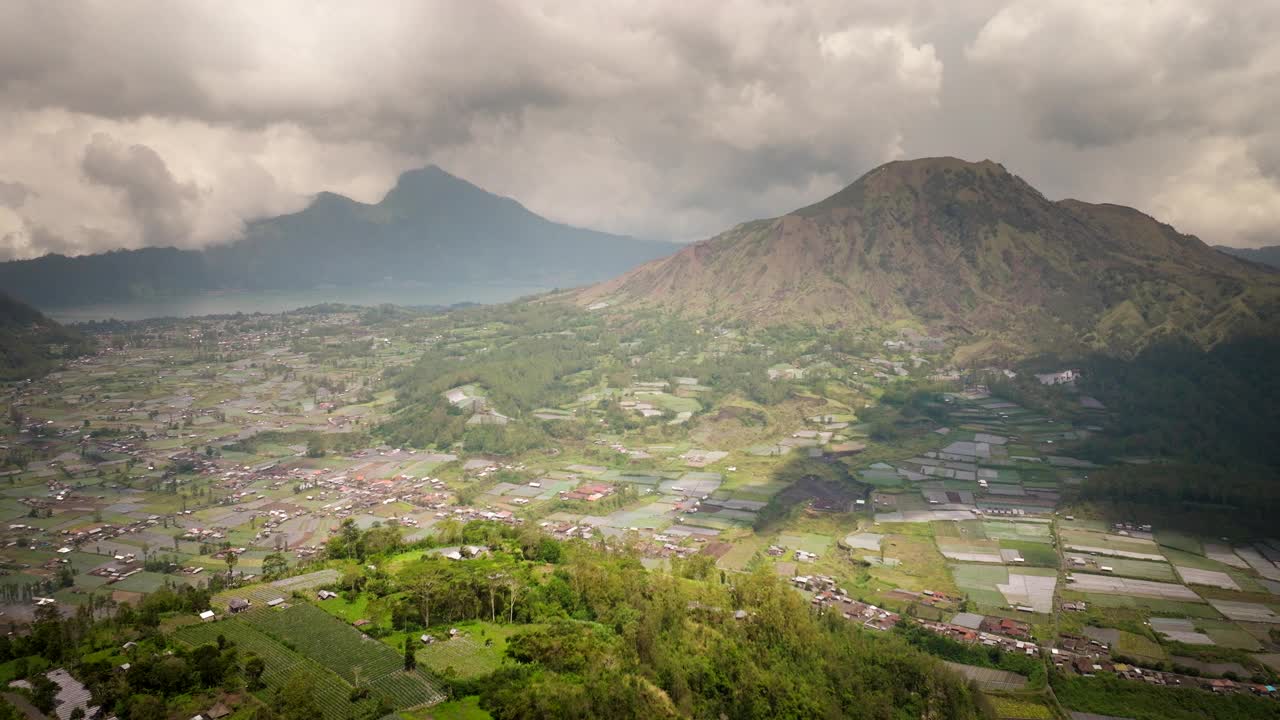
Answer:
403;636;417;671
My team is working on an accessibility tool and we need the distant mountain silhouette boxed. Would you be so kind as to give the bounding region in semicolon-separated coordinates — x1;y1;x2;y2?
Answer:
1216;244;1280;269
0;166;674;307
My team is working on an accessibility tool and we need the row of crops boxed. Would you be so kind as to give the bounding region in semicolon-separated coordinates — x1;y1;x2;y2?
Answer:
175;619;380;720
241;602;445;707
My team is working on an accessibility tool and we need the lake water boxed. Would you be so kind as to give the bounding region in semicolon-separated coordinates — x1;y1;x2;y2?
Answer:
44;283;551;323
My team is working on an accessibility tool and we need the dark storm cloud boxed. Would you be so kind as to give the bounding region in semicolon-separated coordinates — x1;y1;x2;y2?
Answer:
81;134;198;247
0;1;1276;258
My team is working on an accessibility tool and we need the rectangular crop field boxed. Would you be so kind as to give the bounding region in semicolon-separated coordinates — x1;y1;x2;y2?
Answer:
416;637;504;679
941;662;1027;691
999;540;1058;567
950;563;1009;607
987;696;1051;719
1094;558;1176;582
981;521;1052;544
1066;573;1200;601
1072;593;1222;618
242;603;444;708
1115;630;1167;664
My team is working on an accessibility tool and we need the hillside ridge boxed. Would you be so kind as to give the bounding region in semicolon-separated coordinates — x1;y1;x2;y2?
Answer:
578;157;1279;359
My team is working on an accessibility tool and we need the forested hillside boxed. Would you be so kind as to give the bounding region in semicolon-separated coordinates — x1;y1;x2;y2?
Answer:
0;292;93;380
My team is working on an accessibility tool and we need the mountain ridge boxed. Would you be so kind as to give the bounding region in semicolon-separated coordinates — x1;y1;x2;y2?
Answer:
577;157;1279;360
1215;243;1280;269
0;166;674;308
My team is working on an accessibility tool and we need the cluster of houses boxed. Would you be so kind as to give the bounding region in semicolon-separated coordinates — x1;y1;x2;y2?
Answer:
642;534;704;560
918;618;1040;656
540;522;595;541
1034;369;1080;386
437;545;489;562
87;556;145;584
56;508;192;548
592;439;655;460
437;506;518;525
560;483;614;502
1050;638;1277;699
867;357;910;379
803;580;901;632
978;615;1031;639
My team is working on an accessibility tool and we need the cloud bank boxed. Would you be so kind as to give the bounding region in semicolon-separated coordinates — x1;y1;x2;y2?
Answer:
0;0;1276;259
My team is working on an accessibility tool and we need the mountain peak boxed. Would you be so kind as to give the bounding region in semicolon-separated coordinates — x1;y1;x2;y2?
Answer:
796;156;1026;216
310;190;359;208
379;163;527;217
580;156;1280;358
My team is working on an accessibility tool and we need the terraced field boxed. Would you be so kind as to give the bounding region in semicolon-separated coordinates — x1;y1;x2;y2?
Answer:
176;620;373;720
242;602;445;708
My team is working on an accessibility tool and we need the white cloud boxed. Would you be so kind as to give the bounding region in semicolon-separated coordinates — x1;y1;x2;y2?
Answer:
0;1;1276;256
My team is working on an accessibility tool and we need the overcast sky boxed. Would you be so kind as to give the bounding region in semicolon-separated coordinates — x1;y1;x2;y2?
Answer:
1;1;1277;260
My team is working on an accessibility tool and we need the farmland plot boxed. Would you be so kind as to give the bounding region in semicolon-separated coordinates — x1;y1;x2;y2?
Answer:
1207;598;1279;623
996;570;1057;613
1175;566;1240;591
417;637;504;679
1066;574;1201;601
243;603;445;708
176;620;371;720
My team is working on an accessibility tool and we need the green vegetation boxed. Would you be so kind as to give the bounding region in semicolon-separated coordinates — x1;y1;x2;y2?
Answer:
3;222;1279;720
1053;672;1280;720
240;604;443;707
1079;337;1280;467
579;157;1280;358
0;291;93;380
998;540;1058;567
893;622;1045;687
986;695;1052;720
176;619;381;720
